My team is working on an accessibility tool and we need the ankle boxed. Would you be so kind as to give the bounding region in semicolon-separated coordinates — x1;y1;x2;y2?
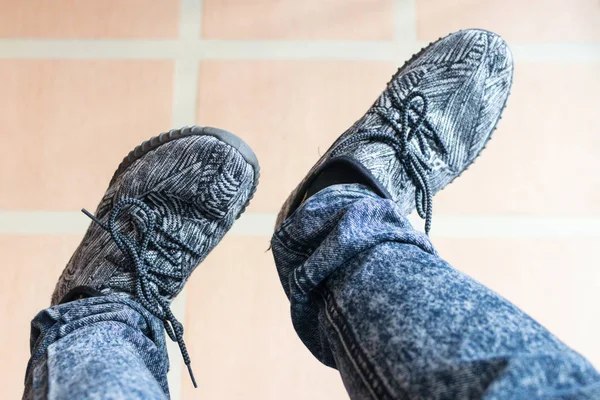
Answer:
304;157;390;201
58;286;103;304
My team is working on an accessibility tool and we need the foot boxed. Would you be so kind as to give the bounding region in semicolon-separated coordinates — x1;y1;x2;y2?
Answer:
276;29;513;234
51;126;260;386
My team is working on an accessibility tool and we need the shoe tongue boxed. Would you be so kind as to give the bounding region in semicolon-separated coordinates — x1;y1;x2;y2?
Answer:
353;110;395;135
341;138;417;216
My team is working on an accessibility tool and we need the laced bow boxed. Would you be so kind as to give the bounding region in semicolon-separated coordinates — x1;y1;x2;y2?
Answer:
332;91;447;234
83;197;201;387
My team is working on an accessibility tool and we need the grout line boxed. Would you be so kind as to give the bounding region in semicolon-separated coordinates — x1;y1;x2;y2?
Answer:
0;39;182;59
199;39;410;61
167;1;204;398
392;0;418;65
0;211;90;234
423;215;600;239
179;0;203;40
394;0;417;49
2;211;600;238
1;39;599;62
172;59;200;127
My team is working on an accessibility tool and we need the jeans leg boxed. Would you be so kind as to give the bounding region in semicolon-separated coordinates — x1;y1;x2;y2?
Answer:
271;184;600;399
23;294;169;400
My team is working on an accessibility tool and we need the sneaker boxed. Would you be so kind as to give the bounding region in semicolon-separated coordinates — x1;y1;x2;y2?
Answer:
276;29;513;234
51;126;260;386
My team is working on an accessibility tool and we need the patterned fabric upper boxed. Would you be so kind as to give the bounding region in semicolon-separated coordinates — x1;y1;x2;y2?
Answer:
51;134;256;385
276;29;513;233
52;135;255;305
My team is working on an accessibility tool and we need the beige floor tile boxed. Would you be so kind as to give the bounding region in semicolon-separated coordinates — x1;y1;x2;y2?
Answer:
0;60;174;210
0;0;179;38
202;0;393;40
0;234;81;399
183;236;348;399
434;237;600;368
417;0;600;42
434;62;600;215
197;60;396;212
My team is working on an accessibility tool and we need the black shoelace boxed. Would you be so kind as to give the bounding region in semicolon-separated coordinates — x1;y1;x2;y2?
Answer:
332;91;447;234
83;197;201;387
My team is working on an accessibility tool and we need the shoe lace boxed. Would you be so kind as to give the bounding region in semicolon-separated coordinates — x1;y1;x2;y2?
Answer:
331;91;447;234
82;197;201;388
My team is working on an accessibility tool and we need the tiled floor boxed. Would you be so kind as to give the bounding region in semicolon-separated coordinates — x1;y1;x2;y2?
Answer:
0;60;174;210
0;1;180;38
196;60;396;211
202;0;395;40
1;1;599;399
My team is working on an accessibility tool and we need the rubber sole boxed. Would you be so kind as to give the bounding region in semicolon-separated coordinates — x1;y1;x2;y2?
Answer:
109;126;260;219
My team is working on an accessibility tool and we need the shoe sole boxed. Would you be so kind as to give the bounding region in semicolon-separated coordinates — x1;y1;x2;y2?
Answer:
388;29;514;192
109;126;260;219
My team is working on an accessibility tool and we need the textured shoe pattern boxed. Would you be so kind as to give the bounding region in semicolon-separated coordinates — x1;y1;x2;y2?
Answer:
276;29;513;233
51;126;259;385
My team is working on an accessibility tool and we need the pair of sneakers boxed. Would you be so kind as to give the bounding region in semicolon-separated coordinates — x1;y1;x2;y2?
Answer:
50;29;513;385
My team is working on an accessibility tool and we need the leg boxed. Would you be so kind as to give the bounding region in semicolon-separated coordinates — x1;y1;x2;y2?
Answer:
22;126;259;398
24;295;169;399
272;184;600;399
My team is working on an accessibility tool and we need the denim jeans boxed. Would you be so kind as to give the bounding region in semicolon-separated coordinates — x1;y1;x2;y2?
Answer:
24;184;600;399
24;295;170;399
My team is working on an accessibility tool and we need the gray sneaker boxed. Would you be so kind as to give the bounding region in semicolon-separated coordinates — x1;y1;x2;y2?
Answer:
276;29;513;234
51;126;260;386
